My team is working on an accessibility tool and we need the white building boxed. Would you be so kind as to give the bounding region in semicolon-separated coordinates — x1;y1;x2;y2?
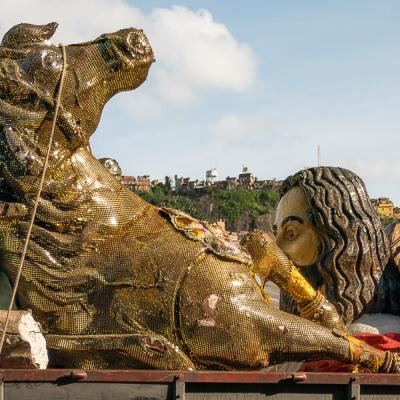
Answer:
206;168;219;184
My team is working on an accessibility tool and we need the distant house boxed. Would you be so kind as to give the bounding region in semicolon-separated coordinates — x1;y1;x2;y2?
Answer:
225;177;239;190
238;166;256;190
174;175;190;193
371;197;394;217
214;180;228;190
121;176;136;191
206;168;219;184
136;175;151;192
123;167;283;195
254;179;282;190
122;175;151;192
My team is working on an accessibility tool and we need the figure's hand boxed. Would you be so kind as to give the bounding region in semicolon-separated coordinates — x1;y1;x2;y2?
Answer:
339;332;400;373
241;230;345;331
379;352;400;373
240;230;277;280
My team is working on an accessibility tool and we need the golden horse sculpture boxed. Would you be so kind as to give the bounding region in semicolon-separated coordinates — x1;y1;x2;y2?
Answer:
0;22;398;372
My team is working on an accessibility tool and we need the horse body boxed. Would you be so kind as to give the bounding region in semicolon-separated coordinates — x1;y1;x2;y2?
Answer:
0;22;396;372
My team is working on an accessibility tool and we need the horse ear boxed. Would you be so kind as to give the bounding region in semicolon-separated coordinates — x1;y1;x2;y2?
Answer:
42;22;59;39
1;22;58;48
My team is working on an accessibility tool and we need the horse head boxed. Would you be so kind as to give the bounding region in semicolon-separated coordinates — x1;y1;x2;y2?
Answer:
0;22;154;150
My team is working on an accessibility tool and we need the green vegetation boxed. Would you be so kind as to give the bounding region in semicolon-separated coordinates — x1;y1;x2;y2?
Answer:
136;184;206;220
380;215;398;227
207;188;279;228
135;184;279;231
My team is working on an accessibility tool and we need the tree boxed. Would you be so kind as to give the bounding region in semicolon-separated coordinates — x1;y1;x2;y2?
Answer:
133;185;280;231
164;176;172;194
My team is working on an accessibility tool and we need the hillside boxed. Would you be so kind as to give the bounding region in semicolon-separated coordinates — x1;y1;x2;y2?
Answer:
135;185;279;232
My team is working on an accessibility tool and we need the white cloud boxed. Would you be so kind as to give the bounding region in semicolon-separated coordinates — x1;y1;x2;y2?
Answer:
211;113;293;147
148;6;255;93
0;1;256;117
212;114;251;140
0;0;146;44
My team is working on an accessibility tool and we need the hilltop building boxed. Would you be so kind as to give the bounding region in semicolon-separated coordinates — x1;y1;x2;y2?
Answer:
122;167;283;195
254;179;282;191
173;167;283;194
174;175;190;193
206;168;219;184
136;176;151;192
121;175;151;193
121;176;136;191
238;166;256;190
214;176;239;190
371;197;394;217
174;176;206;193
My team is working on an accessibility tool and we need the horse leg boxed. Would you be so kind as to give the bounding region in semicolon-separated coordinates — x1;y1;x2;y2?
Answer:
46;331;196;370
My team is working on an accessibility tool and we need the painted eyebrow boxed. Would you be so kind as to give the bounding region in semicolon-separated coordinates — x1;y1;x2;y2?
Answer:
281;216;304;228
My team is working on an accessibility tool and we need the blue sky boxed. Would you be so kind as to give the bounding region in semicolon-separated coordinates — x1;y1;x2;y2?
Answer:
1;1;399;203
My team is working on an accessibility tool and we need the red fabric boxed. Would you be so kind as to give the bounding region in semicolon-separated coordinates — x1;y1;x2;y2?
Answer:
299;333;400;373
355;332;400;352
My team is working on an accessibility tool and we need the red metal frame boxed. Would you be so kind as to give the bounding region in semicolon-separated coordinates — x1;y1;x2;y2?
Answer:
0;369;398;385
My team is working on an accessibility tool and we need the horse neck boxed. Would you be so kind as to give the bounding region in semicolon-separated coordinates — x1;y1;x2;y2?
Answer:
69;147;149;226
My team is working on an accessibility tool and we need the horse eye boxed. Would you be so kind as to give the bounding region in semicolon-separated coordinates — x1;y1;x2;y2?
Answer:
109;63;120;73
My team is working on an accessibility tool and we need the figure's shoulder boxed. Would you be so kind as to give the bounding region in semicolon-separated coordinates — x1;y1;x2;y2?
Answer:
159;207;252;265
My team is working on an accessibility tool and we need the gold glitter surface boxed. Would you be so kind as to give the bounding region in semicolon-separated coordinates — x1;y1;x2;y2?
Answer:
0;22;396;371
242;231;344;330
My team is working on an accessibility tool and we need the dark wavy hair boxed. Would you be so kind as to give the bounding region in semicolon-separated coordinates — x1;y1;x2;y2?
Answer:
279;167;390;325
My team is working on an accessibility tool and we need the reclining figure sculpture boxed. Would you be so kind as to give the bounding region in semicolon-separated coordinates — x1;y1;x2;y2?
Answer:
275;167;400;327
0;22;398;372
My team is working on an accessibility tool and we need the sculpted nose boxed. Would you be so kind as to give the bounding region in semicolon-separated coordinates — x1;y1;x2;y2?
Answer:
126;29;153;56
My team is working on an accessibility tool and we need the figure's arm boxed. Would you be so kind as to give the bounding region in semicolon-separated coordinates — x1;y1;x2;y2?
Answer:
180;249;400;373
242;231;345;330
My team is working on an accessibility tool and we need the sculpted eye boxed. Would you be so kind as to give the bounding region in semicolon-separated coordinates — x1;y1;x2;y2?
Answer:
285;227;298;241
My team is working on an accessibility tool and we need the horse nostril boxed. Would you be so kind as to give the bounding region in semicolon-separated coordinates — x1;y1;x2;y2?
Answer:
126;32;138;48
121;30;152;59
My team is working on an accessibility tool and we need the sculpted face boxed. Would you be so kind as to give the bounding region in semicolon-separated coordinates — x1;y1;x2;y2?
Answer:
273;186;320;267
